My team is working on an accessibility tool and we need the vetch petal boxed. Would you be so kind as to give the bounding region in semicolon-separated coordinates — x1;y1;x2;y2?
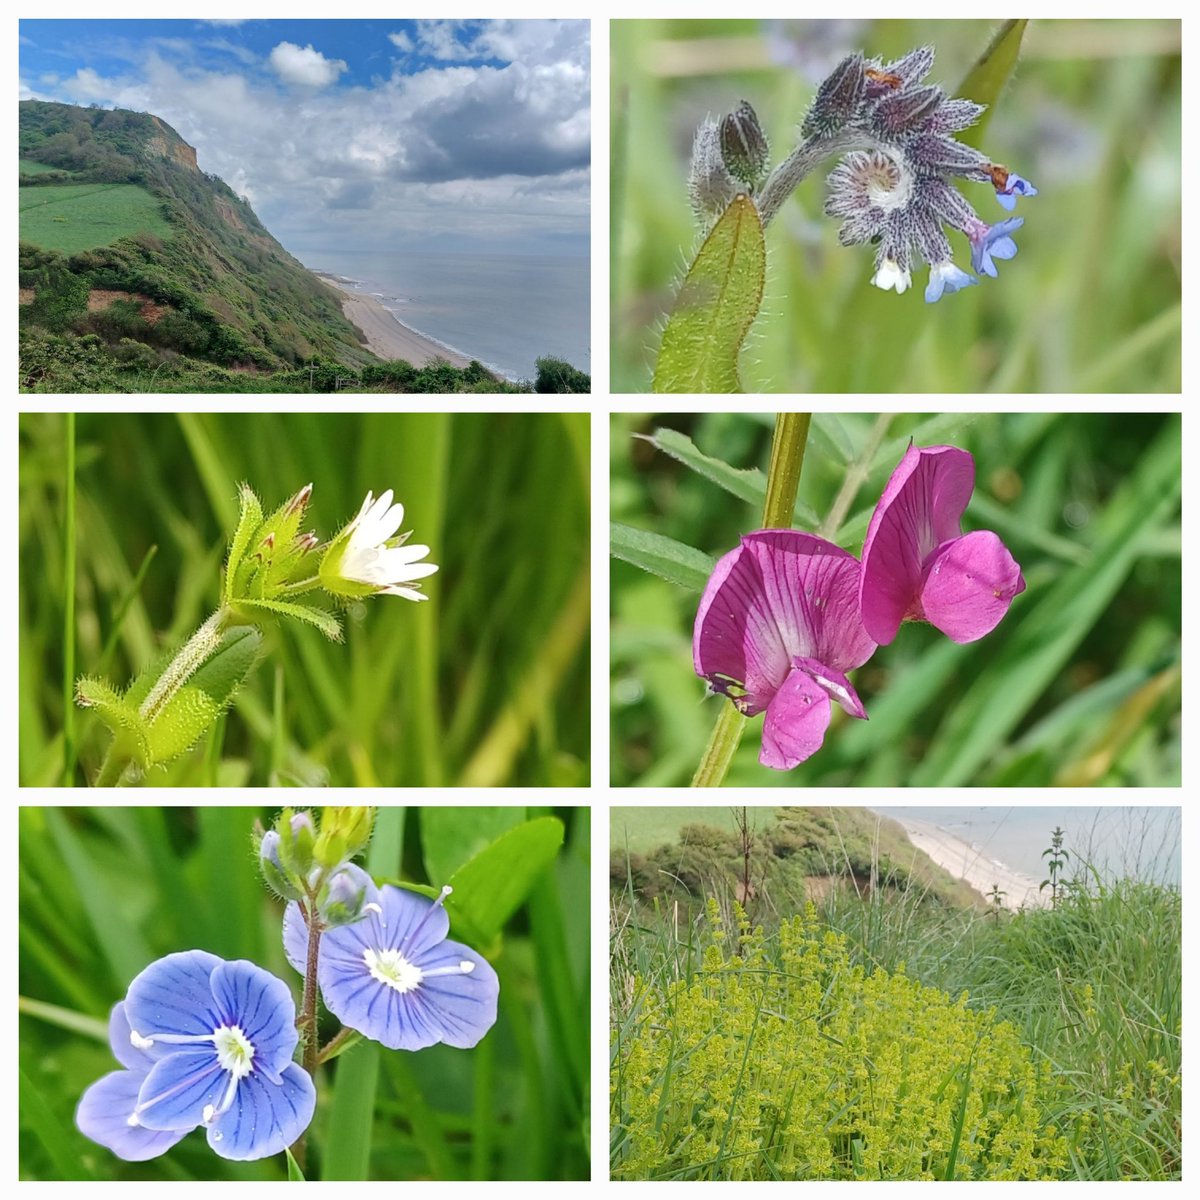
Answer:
860;445;975;644
920;530;1026;643
209;959;299;1076
760;666;833;770
76;1070;192;1162
207;1062;315;1162
791;656;868;720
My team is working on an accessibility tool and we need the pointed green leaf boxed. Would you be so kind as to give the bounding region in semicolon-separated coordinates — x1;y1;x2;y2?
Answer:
224;482;264;607
286;1147;307;1181
421;807;527;885
145;626;262;765
445;816;565;944
231;597;343;641
74;676;150;767
957;20;1029;149
610;521;714;592
653;194;765;393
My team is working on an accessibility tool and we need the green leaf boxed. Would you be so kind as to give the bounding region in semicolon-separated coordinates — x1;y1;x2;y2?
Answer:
446;816;565;945
956;20;1029;149
145;626;262;765
322;1041;379;1181
421;807;527;885
74;676;150;767
285;1147;307;1181
223;482;263;607
640;428;765;506
231;597;342;641
610;522;714;592
653;194;765;393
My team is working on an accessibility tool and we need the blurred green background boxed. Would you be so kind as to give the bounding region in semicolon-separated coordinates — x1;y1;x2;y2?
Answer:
611;412;1181;786
19;806;589;1181
611;19;1181;392
19;411;589;787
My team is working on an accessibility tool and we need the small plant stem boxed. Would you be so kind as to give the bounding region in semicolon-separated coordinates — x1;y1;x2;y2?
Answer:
291;897;323;1170
138;608;227;723
62;413;77;785
818;412;895;539
316;1026;360;1066
94;747;128;788
691;412;813;788
757;132;858;227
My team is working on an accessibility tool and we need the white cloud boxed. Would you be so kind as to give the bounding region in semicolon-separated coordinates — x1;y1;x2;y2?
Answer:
388;31;414;53
21;21;590;256
268;42;347;89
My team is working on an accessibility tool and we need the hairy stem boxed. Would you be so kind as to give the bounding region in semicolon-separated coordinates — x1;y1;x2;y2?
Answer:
138;609;227;723
691;413;813;788
757;132;859;227
291;897;324;1169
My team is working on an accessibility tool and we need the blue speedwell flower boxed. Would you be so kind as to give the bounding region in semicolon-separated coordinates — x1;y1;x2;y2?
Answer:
77;950;315;1162
285;877;499;1052
76;1002;192;1161
969;217;1024;278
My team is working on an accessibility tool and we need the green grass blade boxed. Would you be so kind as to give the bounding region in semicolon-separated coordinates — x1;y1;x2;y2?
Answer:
19;1065;94;1181
611;522;713;591
63;412;76;785
653;195;765;393
321;1041;380;1181
18;995;109;1041
286;1147;307;1181
957;20;1030;148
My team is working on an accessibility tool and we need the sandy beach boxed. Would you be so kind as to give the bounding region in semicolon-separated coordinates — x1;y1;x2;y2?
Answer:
316;274;472;368
890;815;1048;910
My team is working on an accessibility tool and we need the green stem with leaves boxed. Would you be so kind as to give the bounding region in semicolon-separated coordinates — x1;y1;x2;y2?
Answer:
690;413;812;787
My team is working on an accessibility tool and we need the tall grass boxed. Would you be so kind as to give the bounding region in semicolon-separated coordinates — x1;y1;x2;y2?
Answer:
19;412;589;786
611;817;1181;1180
18;806;591;1181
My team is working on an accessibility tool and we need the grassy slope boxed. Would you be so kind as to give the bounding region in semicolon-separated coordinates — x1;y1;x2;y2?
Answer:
19;182;173;254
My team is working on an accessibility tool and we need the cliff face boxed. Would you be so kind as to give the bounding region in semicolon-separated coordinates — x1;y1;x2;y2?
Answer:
19;99;372;370
148;115;199;172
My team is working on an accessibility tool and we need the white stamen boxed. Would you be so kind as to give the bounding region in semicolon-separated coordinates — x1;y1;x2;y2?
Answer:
130;1030;155;1050
126;1113;140;1127
202;1104;216;1124
363;902;383;916
212;1025;255;1079
364;946;424;993
421;960;477;978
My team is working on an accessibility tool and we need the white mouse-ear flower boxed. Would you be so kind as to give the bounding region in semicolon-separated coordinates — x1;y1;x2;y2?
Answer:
320;489;438;602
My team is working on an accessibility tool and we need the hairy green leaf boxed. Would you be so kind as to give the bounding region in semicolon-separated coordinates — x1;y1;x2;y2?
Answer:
231;597;342;641
223;482;263;607
653;194;765;393
611;522;714;592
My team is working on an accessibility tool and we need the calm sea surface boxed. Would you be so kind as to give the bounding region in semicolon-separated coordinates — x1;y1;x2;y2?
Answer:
299;250;589;382
872;807;1181;886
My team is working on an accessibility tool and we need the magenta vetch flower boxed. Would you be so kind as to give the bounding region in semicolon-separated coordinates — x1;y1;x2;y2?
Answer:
693;530;876;770
860;445;1025;646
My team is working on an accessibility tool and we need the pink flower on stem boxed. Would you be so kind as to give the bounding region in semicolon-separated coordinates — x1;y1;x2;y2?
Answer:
859;444;1025;646
693;530;876;770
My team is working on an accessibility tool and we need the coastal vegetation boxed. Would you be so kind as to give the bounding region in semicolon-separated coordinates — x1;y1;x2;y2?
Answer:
611;808;1181;1180
18;102;591;393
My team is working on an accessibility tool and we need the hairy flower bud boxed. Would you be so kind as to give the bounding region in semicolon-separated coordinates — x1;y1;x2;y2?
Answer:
687;118;739;226
801;52;865;139
317;864;377;927
277;808;316;877
720;101;769;191
258;829;305;900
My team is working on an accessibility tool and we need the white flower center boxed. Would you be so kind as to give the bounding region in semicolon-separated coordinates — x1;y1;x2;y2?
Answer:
212;1025;255;1078
365;946;425;993
863;153;912;213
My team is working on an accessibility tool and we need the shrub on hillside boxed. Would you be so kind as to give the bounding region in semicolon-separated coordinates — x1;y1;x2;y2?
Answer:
534;356;590;393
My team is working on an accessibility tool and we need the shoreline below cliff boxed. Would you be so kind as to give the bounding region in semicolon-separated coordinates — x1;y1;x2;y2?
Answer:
314;272;473;369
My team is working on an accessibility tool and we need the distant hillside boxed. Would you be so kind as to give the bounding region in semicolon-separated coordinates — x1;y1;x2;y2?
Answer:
611;806;983;910
19;100;380;382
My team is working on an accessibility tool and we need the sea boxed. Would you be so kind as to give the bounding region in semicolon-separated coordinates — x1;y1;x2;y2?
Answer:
872;807;1181;888
298;250;589;384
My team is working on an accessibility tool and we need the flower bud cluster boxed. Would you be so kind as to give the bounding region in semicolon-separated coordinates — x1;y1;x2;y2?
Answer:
257;807;376;926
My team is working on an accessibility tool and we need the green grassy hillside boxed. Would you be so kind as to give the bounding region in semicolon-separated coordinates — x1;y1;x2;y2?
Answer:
20;182;173;254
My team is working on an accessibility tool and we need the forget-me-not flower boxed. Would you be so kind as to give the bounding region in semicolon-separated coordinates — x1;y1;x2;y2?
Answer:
969;217;1024;278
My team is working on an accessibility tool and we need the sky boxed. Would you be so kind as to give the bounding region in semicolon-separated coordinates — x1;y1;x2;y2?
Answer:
19;19;590;259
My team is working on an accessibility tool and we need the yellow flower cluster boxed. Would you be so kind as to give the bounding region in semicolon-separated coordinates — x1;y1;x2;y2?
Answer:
612;902;1068;1180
